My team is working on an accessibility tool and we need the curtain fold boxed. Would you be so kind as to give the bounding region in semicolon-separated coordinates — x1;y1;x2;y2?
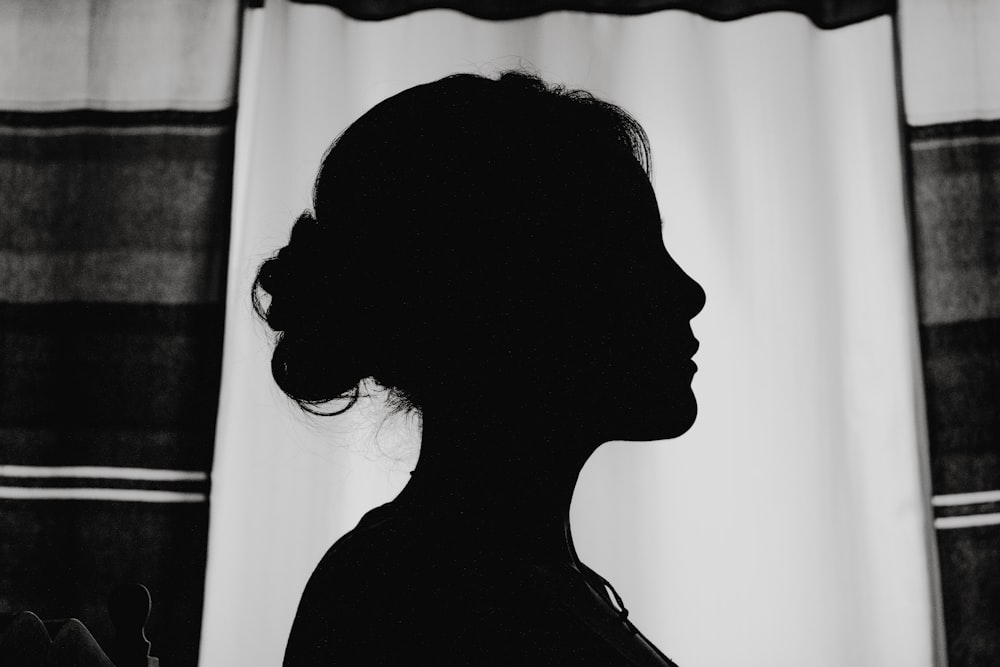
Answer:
203;3;937;665
0;2;241;665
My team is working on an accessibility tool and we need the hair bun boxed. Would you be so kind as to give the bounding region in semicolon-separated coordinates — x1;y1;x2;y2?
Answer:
255;212;334;333
252;210;370;412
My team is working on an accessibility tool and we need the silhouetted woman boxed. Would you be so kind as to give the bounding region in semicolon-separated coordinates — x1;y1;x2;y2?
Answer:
255;71;705;665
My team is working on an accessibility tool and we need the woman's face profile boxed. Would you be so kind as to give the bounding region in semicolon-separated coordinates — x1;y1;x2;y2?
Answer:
543;164;706;444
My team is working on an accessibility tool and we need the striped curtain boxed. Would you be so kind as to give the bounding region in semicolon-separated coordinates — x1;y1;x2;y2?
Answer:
0;2;240;665
901;1;1000;665
203;2;941;666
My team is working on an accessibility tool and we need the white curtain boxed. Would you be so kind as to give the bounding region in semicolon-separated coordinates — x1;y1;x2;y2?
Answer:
899;0;1000;125
202;4;940;666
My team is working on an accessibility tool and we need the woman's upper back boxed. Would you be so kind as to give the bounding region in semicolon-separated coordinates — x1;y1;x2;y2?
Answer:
283;502;677;666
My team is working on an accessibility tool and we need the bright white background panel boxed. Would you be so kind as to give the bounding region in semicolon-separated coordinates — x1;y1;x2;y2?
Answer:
899;0;1000;124
202;5;937;666
0;0;239;110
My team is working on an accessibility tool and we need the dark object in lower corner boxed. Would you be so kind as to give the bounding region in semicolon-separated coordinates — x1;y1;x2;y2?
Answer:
0;583;159;667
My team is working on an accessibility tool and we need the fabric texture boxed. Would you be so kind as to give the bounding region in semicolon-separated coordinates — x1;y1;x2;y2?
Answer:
202;3;938;666
0;2;240;666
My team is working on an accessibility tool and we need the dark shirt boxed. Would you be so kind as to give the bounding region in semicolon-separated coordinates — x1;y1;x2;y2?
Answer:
284;502;678;665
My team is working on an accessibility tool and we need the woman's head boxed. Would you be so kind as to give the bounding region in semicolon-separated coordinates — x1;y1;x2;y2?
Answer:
254;70;704;441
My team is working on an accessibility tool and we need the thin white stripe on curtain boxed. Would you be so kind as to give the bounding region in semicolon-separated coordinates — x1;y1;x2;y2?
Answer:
203;4;938;666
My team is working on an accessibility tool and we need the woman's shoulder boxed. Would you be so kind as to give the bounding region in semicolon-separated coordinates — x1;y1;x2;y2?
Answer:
283;504;657;665
292;504;436;613
283;504;497;664
303;502;479;582
310;503;415;577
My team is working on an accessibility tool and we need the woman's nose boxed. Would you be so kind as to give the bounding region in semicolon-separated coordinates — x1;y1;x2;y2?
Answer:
685;272;706;319
663;250;705;319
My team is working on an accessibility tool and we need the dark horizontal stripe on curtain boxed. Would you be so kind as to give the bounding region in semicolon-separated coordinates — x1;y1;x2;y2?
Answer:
0;427;216;470
909;118;1000;666
0;117;233;304
909;122;1000;311
0;302;222;334
0;304;223;467
935;500;1000;519
0;499;209;667
0;108;237;129
935;527;1000;667
282;0;894;29
922;319;1000;494
909;118;1000;142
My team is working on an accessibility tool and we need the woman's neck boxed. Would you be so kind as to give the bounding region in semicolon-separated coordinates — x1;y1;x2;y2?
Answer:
391;410;601;567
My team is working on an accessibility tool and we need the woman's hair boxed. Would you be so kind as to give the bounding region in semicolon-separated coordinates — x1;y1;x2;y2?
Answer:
253;70;651;415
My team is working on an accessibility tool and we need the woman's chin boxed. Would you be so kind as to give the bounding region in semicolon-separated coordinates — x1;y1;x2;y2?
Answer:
607;389;698;442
